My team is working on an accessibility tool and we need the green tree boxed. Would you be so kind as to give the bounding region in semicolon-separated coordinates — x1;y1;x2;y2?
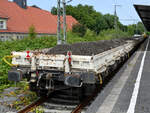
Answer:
127;24;136;35
136;22;145;34
103;14;115;29
51;7;57;15
72;24;87;37
65;4;124;34
93;13;108;34
127;22;145;35
51;7;63;15
29;25;37;39
65;4;108;34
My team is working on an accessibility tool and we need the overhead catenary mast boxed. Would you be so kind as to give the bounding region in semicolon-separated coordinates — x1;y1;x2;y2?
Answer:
57;0;73;45
113;0;121;30
62;0;66;44
57;0;62;45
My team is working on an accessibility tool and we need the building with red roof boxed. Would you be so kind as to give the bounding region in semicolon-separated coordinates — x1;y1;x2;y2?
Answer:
0;0;78;41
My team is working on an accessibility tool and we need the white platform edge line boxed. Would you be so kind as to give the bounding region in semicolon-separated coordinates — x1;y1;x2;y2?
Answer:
127;38;149;113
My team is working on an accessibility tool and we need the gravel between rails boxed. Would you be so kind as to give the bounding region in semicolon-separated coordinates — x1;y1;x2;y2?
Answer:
46;38;138;56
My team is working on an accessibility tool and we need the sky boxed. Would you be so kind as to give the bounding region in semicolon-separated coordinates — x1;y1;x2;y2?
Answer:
10;0;150;25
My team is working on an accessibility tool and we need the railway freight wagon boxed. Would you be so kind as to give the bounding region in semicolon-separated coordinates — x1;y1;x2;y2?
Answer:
7;37;145;97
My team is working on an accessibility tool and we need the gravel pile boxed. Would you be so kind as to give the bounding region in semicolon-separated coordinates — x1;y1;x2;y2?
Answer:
46;38;137;56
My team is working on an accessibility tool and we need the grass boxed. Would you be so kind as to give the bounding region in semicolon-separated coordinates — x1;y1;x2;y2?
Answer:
0;81;38;110
67;29;131;43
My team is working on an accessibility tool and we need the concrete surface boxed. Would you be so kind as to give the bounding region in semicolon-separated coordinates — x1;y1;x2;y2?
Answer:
86;38;150;113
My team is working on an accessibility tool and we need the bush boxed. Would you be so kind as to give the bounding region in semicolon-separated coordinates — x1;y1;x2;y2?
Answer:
98;29;130;40
67;31;87;44
72;24;87;37
83;29;97;41
29;25;37;39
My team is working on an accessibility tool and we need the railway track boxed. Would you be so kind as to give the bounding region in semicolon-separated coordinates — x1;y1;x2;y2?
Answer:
71;87;100;113
16;87;100;113
17;97;48;113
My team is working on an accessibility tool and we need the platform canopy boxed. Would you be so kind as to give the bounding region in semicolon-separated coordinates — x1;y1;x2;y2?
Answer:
134;4;150;31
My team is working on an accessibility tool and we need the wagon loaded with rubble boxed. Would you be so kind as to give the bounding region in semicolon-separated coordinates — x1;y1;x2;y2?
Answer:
6;37;145;97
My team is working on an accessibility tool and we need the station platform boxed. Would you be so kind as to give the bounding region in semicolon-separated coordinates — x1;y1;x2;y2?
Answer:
86;38;150;113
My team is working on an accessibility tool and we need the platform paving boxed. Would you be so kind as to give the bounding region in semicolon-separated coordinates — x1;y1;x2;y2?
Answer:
86;38;150;113
134;38;150;113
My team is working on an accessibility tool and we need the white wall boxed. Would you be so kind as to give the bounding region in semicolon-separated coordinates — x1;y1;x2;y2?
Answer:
0;18;7;30
0;33;56;41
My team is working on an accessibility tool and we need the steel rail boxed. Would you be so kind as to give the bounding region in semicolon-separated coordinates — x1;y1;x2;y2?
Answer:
17;97;48;113
71;87;100;113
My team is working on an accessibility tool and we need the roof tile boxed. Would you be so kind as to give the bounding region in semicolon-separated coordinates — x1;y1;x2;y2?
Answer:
0;0;78;34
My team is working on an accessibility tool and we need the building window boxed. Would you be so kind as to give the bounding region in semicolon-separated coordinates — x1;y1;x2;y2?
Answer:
0;36;4;41
17;36;19;39
0;21;4;29
6;36;8;40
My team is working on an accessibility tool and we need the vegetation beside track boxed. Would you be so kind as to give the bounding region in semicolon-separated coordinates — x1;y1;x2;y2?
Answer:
0;81;42;112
